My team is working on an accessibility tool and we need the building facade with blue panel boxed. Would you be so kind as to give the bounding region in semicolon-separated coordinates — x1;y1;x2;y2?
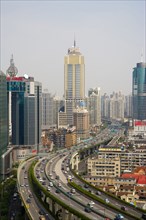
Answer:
6;56;42;150
132;62;146;120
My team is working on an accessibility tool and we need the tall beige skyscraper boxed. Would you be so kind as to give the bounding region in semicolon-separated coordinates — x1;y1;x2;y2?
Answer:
59;40;85;127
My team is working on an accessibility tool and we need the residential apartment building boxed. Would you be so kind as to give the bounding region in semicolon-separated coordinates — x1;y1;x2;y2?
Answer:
109;92;125;121
87;156;120;177
73;106;89;140
101;92;125;121
65;127;77;148
97;146;146;173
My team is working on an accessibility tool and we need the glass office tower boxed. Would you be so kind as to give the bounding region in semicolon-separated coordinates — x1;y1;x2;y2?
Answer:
0;71;8;175
6;56;42;149
132;62;146;120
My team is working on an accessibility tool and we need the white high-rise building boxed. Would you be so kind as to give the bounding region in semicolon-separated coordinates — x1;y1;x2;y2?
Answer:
88;87;101;126
42;89;54;130
124;94;132;118
109;92;125;121
53;96;64;128
101;93;110;119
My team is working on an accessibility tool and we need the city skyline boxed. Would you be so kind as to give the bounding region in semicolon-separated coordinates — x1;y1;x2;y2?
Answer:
1;0;145;96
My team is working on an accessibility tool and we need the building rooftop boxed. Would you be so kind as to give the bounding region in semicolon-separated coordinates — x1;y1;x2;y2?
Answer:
6;55;18;77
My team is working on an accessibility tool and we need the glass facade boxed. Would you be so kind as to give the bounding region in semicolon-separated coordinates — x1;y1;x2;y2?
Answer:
7;79;42;148
11;92;25;145
75;64;80;98
67;64;73;99
0;71;8;174
132;62;146;120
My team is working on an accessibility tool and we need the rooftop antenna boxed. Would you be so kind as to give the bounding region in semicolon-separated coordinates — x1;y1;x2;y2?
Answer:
10;54;14;65
140;48;144;62
74;33;76;48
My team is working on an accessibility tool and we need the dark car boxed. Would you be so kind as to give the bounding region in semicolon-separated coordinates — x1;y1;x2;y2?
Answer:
26;198;31;203
121;206;128;211
114;214;124;220
56;175;60;180
96;191;101;196
29;193;33;198
55;189;60;194
84;184;89;188
39;210;44;215
84;206;91;213
142;214;146;220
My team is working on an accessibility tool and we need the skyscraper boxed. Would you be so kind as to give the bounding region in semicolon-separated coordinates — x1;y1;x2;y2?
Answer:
0;71;8;175
88;87;101;126
109;92;125;121
6;56;42;150
132;62;146;120
124;94;132;118
101;93;110;119
101;92;125;121
42;89;54;130
60;40;85;127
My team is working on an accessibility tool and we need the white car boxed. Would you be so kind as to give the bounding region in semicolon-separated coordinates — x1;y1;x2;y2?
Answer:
49;182;53;187
47;187;51;191
105;198;109;203
90;201;95;205
87;203;93;208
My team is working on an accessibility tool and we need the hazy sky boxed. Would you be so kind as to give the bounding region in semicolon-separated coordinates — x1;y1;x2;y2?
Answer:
1;0;145;96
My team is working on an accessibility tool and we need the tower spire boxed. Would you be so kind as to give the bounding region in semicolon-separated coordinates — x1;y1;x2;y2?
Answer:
140;49;144;62
6;54;18;77
10;54;14;65
74;33;76;48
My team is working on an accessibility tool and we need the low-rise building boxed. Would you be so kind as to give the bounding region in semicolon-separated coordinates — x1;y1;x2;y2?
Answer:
65;130;77;148
87;157;120;177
